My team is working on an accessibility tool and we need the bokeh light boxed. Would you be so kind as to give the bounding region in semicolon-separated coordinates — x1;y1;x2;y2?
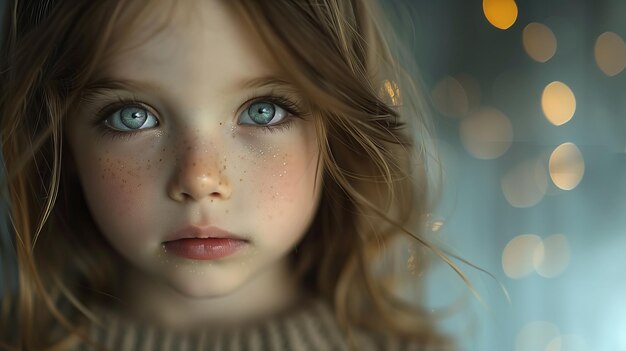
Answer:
541;81;576;126
516;321;560;351
430;219;444;233
523;22;557;63
483;0;518;30
379;79;402;106
546;334;587;351
459;107;513;159
431;76;469;118
594;32;626;77
455;73;482;110
501;159;548;208
502;234;544;279
533;234;570;278
549;143;585;190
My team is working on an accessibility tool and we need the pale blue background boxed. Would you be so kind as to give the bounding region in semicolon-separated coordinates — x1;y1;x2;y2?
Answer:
392;0;626;350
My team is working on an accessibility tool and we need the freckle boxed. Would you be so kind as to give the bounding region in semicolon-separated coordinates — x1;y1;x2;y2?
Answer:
218;181;222;185
159;159;162;162
223;165;226;170
187;146;191;151
193;162;196;166
239;178;242;182
211;199;214;203
162;148;165;152
225;210;229;214
219;122;223;126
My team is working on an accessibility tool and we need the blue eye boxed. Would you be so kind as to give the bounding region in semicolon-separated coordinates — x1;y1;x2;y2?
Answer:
104;106;158;131
239;101;288;126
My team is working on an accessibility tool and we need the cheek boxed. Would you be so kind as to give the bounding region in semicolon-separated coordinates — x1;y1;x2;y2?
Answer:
236;132;321;234
75;150;161;245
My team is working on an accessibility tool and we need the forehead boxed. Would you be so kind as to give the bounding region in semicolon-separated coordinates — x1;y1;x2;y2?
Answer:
99;0;279;93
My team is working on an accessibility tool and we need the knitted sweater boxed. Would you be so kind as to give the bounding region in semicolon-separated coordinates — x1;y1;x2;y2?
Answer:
69;299;428;351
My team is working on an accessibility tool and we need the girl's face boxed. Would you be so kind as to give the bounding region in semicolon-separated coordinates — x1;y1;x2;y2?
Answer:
65;1;322;299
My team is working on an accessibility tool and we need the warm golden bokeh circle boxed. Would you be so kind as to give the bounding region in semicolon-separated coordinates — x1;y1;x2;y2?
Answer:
379;79;402;107
533;234;570;278
523;22;557;63
594;31;626;76
483;0;518;30
459;107;513;159
549;142;585;190
502;234;544;279
541;81;576;126
501;159;548;208
431;76;469;118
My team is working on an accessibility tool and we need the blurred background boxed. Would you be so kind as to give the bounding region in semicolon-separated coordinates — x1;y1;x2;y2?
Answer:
382;0;626;350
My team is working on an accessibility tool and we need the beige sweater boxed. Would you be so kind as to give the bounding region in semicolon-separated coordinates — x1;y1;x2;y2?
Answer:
69;299;427;351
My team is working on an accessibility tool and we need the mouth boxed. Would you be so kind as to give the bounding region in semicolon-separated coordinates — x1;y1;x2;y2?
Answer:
162;226;249;260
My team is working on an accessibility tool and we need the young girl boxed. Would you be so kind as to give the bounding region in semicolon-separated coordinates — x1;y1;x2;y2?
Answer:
0;0;456;349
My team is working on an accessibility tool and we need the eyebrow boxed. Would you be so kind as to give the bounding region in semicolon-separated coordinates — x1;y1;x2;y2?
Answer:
82;78;158;96
237;76;295;90
81;75;296;96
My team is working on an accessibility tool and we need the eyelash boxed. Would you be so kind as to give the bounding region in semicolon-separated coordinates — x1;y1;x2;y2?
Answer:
92;94;306;140
93;97;149;141
241;94;304;135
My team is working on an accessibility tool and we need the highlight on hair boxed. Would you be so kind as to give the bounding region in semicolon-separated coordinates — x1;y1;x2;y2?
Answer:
1;0;458;349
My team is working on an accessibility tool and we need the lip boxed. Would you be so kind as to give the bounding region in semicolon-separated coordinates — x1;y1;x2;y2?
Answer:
163;226;248;260
165;226;246;242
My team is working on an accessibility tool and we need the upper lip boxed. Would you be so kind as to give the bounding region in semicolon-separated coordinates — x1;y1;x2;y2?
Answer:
164;226;247;242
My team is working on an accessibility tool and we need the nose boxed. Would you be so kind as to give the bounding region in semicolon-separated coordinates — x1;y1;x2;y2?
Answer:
167;142;232;202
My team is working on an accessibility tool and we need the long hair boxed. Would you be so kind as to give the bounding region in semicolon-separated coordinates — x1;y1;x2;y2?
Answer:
0;0;454;349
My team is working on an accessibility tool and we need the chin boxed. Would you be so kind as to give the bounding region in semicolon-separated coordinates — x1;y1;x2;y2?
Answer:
165;271;246;299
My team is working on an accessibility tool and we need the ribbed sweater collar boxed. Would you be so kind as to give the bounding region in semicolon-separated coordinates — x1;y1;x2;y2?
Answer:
83;299;354;351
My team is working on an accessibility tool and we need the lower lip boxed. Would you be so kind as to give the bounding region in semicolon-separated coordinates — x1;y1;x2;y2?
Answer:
163;238;247;260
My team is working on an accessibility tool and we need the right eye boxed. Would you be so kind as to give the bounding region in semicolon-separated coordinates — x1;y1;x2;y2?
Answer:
104;106;159;131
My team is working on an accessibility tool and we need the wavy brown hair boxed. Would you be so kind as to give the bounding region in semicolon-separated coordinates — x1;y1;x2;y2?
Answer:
0;0;457;349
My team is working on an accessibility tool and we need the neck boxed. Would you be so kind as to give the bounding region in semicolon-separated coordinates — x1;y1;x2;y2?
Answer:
120;259;304;330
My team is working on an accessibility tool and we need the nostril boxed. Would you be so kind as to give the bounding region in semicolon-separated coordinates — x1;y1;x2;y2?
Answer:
167;153;232;202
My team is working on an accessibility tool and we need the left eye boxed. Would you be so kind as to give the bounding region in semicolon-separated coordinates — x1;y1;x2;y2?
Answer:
238;101;288;126
104;106;159;131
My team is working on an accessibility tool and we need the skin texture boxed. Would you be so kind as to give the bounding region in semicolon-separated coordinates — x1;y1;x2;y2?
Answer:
65;0;322;328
